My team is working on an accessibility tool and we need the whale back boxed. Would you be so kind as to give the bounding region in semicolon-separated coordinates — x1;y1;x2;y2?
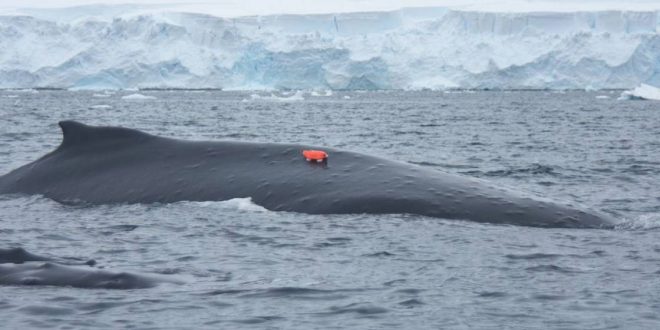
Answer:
0;121;617;228
56;120;154;152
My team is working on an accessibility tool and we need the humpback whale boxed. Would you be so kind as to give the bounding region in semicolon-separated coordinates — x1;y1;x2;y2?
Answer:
0;248;177;289
0;121;616;228
0;248;51;264
0;263;171;289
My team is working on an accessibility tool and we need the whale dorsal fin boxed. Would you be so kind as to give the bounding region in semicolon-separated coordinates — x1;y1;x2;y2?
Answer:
57;121;153;150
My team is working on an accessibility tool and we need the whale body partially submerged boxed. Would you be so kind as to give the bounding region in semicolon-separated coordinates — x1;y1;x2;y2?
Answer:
0;121;616;228
0;247;177;289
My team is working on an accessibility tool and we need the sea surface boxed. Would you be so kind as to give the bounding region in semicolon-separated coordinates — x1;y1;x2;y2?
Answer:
0;90;659;329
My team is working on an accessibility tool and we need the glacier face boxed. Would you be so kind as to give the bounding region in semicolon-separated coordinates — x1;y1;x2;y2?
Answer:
0;8;658;90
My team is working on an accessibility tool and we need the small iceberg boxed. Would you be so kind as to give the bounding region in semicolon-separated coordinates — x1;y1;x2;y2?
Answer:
310;90;333;97
93;91;115;97
90;104;112;109
595;95;609;99
249;90;305;102
10;88;38;93
122;93;156;100
618;84;660;101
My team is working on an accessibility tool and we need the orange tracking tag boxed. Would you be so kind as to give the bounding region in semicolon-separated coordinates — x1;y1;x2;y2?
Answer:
302;150;328;162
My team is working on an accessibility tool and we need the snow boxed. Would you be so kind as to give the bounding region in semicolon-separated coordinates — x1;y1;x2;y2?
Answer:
5;1;660;18
0;5;659;90
121;93;156;100
618;84;660;101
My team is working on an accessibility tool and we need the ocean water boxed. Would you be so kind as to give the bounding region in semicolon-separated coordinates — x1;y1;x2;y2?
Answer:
0;90;659;329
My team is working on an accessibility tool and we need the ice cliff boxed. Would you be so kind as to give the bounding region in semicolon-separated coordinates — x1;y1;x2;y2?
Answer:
0;7;658;90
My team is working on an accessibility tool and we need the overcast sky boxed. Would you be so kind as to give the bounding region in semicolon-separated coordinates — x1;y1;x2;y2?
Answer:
1;0;658;17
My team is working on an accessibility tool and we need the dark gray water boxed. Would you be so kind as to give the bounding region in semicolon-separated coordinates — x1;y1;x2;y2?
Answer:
1;90;659;329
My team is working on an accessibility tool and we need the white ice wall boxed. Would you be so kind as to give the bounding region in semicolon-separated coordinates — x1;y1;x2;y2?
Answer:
0;7;658;90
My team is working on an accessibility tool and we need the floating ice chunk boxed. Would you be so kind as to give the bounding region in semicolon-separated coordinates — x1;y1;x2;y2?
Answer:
617;92;634;101
343;95;351;99
617;84;660;101
122;93;156;100
93;93;111;98
90;104;112;109
595;95;610;99
9;89;38;93
311;90;333;97
250;90;305;102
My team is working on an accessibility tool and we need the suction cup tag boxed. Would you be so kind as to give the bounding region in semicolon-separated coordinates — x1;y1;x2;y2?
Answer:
302;150;328;163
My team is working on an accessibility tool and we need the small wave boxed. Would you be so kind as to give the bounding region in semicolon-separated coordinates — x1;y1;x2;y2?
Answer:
482;164;559;177
220;229;276;246
186;198;270;213
477;291;509;298
362;251;395;257
615;213;660;230
122;93;156;100
204;289;249;295
622;164;660;175
408;161;476;169
317;303;388;316
393;289;422;295
18;305;74;316
525;264;583;274
98;224;138;236
398;299;424;307
241;287;345;299
505;253;562;260
232;316;284;324
531;293;569;301
205;286;364;301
